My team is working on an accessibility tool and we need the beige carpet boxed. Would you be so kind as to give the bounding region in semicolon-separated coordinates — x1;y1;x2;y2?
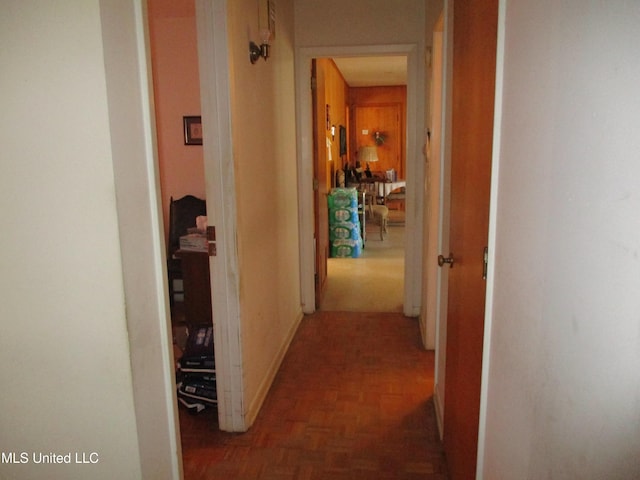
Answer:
320;217;405;312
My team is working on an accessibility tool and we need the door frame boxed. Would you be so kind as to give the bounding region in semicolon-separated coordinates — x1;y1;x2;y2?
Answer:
476;0;506;474
195;0;245;432
425;10;450;436
295;44;425;317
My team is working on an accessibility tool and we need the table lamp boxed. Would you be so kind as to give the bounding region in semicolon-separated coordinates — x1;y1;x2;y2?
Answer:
358;145;379;170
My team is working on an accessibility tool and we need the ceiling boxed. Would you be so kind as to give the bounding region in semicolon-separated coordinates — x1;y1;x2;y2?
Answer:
332;56;407;87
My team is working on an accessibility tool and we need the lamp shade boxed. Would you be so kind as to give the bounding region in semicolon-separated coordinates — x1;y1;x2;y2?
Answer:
358;145;379;163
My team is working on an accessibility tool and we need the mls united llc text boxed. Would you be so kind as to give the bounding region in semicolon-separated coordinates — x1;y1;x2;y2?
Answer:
2;451;99;464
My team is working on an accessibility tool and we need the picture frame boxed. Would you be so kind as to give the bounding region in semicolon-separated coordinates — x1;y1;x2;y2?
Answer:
183;116;203;145
339;125;347;156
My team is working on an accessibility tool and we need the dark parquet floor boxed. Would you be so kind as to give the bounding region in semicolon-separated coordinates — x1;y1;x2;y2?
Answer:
178;311;449;479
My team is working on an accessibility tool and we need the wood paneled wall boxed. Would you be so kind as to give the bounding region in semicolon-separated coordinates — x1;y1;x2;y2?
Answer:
313;62;407;184
349;86;407;178
315;59;349;191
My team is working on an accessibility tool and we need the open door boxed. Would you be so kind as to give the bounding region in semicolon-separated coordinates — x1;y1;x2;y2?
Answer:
441;0;498;478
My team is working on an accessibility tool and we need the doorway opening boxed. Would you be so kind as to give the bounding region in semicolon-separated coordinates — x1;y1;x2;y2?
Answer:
314;55;408;313
128;1;450;476
295;45;425;319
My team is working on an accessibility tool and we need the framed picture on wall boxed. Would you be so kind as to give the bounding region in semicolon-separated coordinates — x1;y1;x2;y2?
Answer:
183;116;203;145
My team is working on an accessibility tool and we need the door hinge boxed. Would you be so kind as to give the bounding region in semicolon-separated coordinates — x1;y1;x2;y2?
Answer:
310;76;317;90
482;246;488;280
207;226;216;256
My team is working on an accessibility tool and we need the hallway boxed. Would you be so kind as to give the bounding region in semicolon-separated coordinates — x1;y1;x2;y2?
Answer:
180;311;448;479
321;222;405;313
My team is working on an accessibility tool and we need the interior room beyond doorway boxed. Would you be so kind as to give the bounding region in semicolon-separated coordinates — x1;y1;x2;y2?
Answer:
317;55;408;313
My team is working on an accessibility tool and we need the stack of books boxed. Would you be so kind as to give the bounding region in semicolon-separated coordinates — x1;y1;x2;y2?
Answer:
179;230;208;252
176;325;217;414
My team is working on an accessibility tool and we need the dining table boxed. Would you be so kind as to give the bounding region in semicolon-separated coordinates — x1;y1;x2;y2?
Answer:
375;180;406;199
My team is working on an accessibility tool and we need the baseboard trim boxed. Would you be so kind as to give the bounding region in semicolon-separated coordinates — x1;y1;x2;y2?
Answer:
434;384;445;441
244;310;304;427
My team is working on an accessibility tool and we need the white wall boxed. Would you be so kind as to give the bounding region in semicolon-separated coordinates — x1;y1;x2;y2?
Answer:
481;1;640;478
101;1;182;477
0;2;143;478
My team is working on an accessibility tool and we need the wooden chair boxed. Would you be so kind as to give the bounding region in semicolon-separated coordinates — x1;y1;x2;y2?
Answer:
385;186;406;210
167;195;207;304
370;204;389;241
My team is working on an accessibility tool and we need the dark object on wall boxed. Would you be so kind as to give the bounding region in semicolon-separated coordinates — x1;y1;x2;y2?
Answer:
183;116;203;145
167;195;207;303
339;125;347;156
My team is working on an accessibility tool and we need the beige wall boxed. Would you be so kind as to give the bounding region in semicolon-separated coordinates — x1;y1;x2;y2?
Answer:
0;2;143;478
224;0;302;425
295;0;426;47
148;0;205;239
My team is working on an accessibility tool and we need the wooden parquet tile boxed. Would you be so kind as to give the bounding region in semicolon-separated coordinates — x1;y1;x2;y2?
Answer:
180;311;449;479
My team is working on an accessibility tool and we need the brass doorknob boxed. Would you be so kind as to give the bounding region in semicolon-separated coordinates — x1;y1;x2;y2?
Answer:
438;253;454;268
